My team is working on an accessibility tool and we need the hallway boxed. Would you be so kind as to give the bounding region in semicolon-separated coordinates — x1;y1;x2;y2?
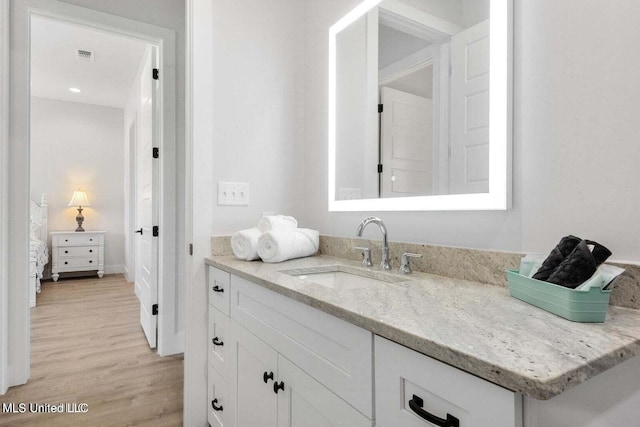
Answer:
0;275;183;426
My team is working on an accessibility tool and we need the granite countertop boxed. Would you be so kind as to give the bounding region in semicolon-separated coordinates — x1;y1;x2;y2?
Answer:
205;254;640;400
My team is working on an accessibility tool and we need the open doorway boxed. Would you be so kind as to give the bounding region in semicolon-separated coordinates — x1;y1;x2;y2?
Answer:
5;0;182;391
29;13;161;352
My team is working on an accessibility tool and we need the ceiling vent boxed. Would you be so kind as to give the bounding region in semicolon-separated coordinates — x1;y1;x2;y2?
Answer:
76;49;94;62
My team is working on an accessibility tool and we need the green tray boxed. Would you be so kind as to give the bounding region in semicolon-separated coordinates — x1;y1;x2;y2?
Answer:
506;270;611;323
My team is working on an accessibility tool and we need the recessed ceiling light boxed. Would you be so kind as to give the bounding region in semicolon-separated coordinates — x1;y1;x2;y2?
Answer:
69;87;81;93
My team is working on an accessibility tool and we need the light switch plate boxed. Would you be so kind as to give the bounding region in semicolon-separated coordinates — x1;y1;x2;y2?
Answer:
218;181;250;206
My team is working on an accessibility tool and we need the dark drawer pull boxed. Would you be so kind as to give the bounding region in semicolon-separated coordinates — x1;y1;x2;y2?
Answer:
273;381;284;394
212;337;224;346
89;260;93;264
211;398;223;412
409;395;459;427
89;249;93;253
64;261;68;265
65;250;68;254
263;371;274;384
89;238;93;241
212;285;224;293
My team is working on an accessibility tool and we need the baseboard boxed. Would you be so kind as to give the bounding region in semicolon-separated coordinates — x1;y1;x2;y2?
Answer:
122;265;134;283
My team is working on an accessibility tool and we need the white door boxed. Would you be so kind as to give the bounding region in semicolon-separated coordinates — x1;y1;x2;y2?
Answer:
449;19;490;194
380;86;434;198
134;47;159;349
276;355;370;427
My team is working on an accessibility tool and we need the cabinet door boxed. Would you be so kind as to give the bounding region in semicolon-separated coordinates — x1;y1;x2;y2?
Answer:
277;355;371;427
208;364;234;427
233;321;278;427
209;306;232;380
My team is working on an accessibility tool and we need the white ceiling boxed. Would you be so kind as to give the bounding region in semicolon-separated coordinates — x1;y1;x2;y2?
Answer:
31;16;148;109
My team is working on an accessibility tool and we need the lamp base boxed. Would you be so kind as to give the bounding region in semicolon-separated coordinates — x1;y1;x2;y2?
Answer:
75;207;85;232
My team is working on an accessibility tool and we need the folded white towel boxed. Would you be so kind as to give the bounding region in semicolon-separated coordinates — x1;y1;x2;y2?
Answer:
231;227;262;261
257;228;319;263
258;215;298;233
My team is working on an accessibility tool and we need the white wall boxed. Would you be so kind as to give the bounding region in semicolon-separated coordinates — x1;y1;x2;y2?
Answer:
303;0;640;263
208;0;306;234
30;97;125;273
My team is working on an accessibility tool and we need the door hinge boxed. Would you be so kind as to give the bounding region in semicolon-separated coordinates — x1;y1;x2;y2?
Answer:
189;243;193;256
377;164;383;173
153;147;159;158
153;68;159;80
152;304;158;315
153;226;159;237
378;103;383;113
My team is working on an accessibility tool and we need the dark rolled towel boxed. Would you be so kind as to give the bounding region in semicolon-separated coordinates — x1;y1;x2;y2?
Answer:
547;240;598;288
586;240;612;266
532;235;582;281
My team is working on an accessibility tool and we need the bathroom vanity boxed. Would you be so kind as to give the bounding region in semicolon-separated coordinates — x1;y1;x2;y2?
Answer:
204;255;640;427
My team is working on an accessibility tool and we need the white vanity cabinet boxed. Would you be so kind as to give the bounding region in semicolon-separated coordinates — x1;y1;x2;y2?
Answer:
207;266;373;427
375;336;522;427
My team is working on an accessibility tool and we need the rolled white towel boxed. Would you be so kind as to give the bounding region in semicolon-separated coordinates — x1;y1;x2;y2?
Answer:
257;228;319;263
258;215;298;232
231;227;262;261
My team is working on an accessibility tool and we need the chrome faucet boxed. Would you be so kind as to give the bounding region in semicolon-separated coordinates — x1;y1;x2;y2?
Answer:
356;216;391;271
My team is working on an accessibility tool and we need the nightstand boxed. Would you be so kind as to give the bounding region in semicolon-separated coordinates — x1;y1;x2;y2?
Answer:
50;231;105;281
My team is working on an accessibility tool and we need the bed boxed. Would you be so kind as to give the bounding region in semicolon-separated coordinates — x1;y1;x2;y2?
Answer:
30;193;49;307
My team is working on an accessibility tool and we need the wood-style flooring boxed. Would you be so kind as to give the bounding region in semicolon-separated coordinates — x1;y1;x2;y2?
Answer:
0;275;183;426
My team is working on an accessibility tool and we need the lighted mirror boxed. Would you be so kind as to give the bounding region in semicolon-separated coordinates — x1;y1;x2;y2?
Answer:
329;0;512;211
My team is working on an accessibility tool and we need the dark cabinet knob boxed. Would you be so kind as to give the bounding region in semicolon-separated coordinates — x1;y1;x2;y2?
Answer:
273;381;285;394
64;250;68;254
89;260;93;264
65;239;68;242
212;337;224;346
211;398;223;412
263;371;274;384
64;261;68;265
89;238;93;241
89;249;93;253
212;285;224;293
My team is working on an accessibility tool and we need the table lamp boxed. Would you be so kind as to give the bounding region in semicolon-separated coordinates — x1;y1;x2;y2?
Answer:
68;189;90;232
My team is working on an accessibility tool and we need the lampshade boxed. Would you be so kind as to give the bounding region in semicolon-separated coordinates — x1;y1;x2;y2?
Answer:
68;190;90;207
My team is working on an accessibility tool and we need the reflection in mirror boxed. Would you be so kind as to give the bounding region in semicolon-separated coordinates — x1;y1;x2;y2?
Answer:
330;0;510;211
337;0;490;200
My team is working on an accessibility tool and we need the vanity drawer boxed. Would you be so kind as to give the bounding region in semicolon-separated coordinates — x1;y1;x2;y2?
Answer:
58;246;98;257
375;336;521;427
230;274;373;417
207;364;233;427
59;257;98;269
54;233;102;246
208;306;231;380
208;267;230;316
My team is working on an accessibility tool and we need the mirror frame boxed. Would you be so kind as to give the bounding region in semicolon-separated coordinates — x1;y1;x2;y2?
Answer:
328;0;512;211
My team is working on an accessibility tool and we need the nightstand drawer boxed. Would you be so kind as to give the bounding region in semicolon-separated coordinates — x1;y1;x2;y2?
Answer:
55;234;102;246
59;246;98;257
60;257;99;269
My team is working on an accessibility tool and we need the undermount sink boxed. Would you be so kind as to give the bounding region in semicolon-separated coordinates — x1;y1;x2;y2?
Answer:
283;265;406;291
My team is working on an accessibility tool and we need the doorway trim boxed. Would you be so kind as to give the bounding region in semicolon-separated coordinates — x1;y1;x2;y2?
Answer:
4;0;180;389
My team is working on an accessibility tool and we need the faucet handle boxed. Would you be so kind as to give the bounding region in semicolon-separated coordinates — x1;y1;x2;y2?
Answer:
399;253;423;275
354;247;373;268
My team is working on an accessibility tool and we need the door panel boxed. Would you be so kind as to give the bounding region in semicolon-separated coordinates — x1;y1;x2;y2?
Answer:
381;86;433;197
135;47;158;349
449;19;490;194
